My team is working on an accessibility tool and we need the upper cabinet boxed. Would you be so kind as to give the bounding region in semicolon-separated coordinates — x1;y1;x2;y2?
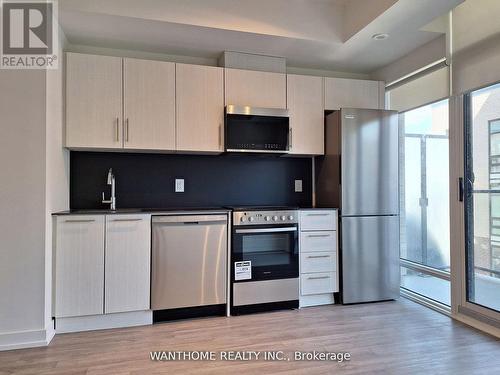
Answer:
66;53;123;149
176;64;224;152
225;68;286;108
66;53;176;151
123;59;176;151
287;74;324;155
65;53;383;155
324;77;385;110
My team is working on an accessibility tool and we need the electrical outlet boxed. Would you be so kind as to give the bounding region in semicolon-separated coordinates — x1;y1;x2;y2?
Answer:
294;179;303;192
175;179;184;193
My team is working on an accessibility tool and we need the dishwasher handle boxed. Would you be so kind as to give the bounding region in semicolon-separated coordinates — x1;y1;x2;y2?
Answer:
152;214;227;224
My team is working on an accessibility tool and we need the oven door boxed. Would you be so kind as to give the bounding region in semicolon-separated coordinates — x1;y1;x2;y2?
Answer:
232;224;298;282
225;106;289;153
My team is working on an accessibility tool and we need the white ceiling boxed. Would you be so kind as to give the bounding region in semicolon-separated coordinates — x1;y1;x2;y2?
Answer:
58;0;464;73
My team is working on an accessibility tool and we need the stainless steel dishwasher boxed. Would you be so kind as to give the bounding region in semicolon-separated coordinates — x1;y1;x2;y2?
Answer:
151;214;227;311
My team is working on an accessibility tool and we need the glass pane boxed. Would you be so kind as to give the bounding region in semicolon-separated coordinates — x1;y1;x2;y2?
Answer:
401;266;450;305
241;233;294;267
466;83;500;312
400;99;450;272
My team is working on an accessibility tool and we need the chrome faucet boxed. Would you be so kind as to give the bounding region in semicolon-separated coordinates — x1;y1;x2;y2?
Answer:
101;168;116;210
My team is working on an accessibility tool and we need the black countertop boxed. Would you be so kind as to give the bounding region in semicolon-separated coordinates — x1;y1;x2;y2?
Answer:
52;207;231;215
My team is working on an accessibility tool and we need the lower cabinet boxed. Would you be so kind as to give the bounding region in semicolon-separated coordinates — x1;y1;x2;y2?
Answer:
55;214;151;319
299;209;339;308
105;215;151;313
55;215;105;318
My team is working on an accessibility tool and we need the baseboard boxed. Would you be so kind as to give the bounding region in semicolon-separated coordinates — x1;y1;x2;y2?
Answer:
0;322;54;351
55;310;152;333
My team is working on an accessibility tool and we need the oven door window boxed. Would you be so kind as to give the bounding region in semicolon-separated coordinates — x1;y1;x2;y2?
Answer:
233;226;298;280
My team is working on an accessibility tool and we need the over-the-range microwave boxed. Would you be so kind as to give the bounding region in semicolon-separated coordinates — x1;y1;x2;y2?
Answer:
225;105;289;154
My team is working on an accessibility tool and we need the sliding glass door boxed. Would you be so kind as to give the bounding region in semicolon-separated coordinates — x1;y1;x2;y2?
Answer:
465;83;500;312
399;99;451;306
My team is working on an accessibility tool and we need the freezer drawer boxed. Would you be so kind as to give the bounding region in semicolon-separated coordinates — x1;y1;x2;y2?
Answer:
341;215;400;304
151;215;227;310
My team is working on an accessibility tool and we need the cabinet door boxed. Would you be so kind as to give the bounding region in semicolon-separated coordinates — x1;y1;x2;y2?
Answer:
123;59;175;151
324;77;384;110
66;53;123;149
176;64;224;152
105;214;151;314
55;215;105;318
225;68;286;108
287;74;324;155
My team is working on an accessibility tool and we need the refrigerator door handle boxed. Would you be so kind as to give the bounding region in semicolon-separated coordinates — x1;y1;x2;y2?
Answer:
339;155;341;186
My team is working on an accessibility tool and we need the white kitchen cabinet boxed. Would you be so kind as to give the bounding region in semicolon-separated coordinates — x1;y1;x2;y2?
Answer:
299;209;339;308
225;68;286;108
324;77;384;110
123;59;176;151
176;64;224;152
55;215;105;318
105;214;151;314
301;272;337;295
287;74;324;155
66;53;123;149
299;210;337;231
300;231;337;253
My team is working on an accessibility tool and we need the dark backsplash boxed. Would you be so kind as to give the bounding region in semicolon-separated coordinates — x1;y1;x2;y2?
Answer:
70;152;312;209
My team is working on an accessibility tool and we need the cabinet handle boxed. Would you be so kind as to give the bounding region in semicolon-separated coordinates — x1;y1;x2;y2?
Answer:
307;275;330;280
125;118;129;142
115;117;119;142
111;218;142;222
219;123;222;148
307;234;331;238
64;219;95;223
307;255;331;259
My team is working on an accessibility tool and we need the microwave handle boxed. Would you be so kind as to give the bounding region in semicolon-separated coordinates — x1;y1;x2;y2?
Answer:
289;128;293;150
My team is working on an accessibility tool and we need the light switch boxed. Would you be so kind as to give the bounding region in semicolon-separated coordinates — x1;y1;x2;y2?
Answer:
295;179;303;192
175;179;184;193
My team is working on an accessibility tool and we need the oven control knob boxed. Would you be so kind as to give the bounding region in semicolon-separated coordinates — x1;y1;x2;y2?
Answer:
240;217;246;222
248;216;255;222
272;215;278;221
288;215;294;220
281;215;286;221
265;216;271;221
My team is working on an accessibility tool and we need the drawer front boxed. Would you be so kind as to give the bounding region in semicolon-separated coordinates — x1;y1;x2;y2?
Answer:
301;272;337;295
300;231;337;252
300;251;336;273
300;210;337;231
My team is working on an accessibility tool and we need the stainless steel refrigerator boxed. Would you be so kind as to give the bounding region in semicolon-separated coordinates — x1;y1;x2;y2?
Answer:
316;108;400;304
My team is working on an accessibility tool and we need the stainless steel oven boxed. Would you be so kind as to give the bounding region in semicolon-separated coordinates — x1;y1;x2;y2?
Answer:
225;105;289;153
230;207;299;314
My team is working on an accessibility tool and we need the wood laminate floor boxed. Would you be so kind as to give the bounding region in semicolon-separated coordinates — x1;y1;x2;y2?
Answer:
1;299;499;375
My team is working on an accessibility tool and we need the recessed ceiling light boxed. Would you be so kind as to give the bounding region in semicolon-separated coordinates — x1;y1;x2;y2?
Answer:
372;33;389;40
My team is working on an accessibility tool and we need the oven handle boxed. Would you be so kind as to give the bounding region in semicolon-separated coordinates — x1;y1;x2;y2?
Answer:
235;227;297;234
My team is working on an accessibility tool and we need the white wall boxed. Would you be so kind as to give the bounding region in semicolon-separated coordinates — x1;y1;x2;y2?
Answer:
0;69;48;349
0;23;67;351
44;26;70;337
